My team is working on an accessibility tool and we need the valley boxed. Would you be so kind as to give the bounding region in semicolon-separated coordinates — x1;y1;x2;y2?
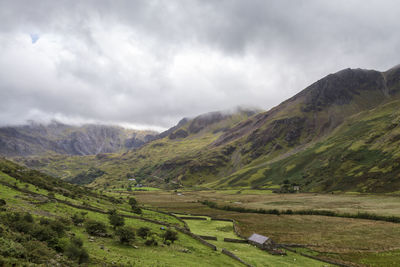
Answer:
2;2;400;266
2;66;400;266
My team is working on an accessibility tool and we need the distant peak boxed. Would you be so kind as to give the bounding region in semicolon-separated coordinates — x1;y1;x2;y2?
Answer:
385;64;400;73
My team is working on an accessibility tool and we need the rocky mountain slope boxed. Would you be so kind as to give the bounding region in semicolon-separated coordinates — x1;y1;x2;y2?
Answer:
0;121;157;156
11;65;400;193
15;108;260;185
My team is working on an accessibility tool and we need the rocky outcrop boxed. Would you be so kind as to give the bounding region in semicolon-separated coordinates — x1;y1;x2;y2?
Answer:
299;68;386;112
157;118;189;139
169;129;189;139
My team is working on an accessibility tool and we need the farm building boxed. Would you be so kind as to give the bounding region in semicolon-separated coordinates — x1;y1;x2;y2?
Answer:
248;233;274;250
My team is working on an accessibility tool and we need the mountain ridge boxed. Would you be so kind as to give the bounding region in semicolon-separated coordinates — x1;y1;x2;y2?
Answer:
0;121;157;157
6;65;400;193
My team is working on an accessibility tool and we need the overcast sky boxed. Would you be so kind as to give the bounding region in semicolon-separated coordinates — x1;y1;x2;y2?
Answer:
0;0;399;131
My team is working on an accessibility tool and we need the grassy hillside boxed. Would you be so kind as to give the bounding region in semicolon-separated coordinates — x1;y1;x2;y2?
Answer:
0;158;247;266
215;99;400;192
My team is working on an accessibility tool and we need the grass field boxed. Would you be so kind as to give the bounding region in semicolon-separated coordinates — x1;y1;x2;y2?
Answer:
181;215;333;267
134;190;400;266
185;190;400;217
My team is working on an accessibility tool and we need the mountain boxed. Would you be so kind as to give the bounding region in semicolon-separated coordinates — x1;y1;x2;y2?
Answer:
208;66;400;191
9;65;400;193
14;108;260;185
0;121;157;157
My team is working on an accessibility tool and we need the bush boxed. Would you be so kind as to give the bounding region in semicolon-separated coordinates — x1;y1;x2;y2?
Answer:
23;212;34;223
14;220;33;234
145;234;158;246
85;220;107;236
128;197;137;207
108;210;124;229
70;237;83;247
71;213;86;226
31;224;58;247
132;206;142;215
49;219;67;237
0;199;6;206
64;237;89;264
39;218;50;225
137;227;151;239
116;226;136;244
163;229;178;243
0;237;26;258
24;240;55;264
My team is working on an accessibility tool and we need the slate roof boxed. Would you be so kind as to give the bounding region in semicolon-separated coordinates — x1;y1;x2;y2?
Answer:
248;233;269;244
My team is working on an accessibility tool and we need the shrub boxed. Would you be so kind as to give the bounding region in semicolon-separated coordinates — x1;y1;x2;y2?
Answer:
163;229;178;243
145;234;158;246
0;237;26;258
128;197;137;207
40;218;51;225
0;199;6;206
132;206;142;215
24;240;55;264
70;237;83;247
23;212;34;223
137;227;151;239
31;224;58;247
14;220;33;234
116;226;136;244
64;237;89;264
108;210;124;229
71;213;86;226
85;220;107;236
49;219;67;237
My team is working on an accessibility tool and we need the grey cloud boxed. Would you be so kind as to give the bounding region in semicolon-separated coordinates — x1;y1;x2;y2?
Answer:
0;0;400;129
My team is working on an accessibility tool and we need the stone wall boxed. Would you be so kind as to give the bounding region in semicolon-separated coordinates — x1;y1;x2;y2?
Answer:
221;248;254;267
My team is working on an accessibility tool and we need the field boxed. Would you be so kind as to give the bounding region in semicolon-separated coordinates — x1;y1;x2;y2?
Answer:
187;190;400;216
133;189;400;266
180;215;333;267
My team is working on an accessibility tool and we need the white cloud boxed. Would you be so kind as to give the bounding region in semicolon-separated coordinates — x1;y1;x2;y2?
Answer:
0;0;399;129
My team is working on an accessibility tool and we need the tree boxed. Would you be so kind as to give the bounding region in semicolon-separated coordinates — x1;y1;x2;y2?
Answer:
137;227;150;239
0;199;6;206
115;226;136;244
85;220;107;236
108;210;124;229
128;197;137;207
128;198;142;214
163;229;178;243
132;206;142;215
64;237;89;264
